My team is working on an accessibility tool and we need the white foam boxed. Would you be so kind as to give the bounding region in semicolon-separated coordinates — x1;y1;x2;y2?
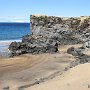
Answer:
0;39;22;46
0;39;22;57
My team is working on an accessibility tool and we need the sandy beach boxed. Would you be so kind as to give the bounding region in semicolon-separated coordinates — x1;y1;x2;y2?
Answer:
0;0;89;90
0;44;84;90
29;63;90;90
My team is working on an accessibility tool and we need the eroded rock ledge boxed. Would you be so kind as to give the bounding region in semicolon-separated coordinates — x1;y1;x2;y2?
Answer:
9;15;90;56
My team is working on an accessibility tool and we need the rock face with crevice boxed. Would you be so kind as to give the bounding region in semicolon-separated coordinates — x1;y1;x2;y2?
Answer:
9;15;90;56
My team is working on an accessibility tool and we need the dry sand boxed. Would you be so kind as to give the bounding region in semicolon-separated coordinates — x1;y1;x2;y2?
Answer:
28;63;90;90
0;44;89;90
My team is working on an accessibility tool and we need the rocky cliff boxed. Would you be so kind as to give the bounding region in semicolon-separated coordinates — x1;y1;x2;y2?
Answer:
30;15;90;32
9;15;90;56
30;15;90;44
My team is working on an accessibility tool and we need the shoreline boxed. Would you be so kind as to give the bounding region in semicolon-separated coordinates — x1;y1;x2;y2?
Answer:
0;44;84;90
0;46;76;90
0;39;22;58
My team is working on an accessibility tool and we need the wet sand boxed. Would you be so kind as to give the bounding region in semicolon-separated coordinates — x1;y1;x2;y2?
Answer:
0;45;82;90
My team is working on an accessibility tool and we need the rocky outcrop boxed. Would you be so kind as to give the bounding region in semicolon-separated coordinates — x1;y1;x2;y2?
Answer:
67;46;90;68
30;15;90;32
30;15;90;44
9;15;90;56
9;35;58;56
67;47;84;56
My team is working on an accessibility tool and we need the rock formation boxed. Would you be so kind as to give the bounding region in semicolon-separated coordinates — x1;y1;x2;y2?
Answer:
9;35;58;56
9;15;90;56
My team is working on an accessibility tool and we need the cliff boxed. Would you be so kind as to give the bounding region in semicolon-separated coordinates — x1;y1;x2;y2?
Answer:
30;15;90;44
30;15;90;34
9;15;90;56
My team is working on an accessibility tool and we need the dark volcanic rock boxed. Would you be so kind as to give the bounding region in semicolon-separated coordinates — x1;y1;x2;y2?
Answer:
9;15;90;56
9;35;58;56
67;47;84;56
69;53;90;68
67;46;90;67
30;15;87;45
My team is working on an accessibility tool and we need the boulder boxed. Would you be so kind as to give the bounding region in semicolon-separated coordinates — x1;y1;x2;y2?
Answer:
67;47;84;56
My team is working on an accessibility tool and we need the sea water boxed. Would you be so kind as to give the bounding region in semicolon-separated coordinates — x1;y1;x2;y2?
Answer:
0;23;30;57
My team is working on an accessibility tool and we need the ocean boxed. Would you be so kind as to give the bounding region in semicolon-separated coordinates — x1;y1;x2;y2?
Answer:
0;23;30;57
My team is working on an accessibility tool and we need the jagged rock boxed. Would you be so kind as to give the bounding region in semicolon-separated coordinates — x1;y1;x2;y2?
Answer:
9;15;90;56
69;53;90;68
67;47;84;56
9;36;58;56
30;15;86;45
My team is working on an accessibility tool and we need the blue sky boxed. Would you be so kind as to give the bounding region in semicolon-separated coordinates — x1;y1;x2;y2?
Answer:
0;0;90;22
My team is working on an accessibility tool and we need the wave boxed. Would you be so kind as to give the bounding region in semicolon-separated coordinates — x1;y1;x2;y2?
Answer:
0;39;22;46
0;39;22;49
0;39;22;57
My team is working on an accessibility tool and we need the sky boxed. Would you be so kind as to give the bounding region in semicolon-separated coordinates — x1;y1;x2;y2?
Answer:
0;0;90;22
